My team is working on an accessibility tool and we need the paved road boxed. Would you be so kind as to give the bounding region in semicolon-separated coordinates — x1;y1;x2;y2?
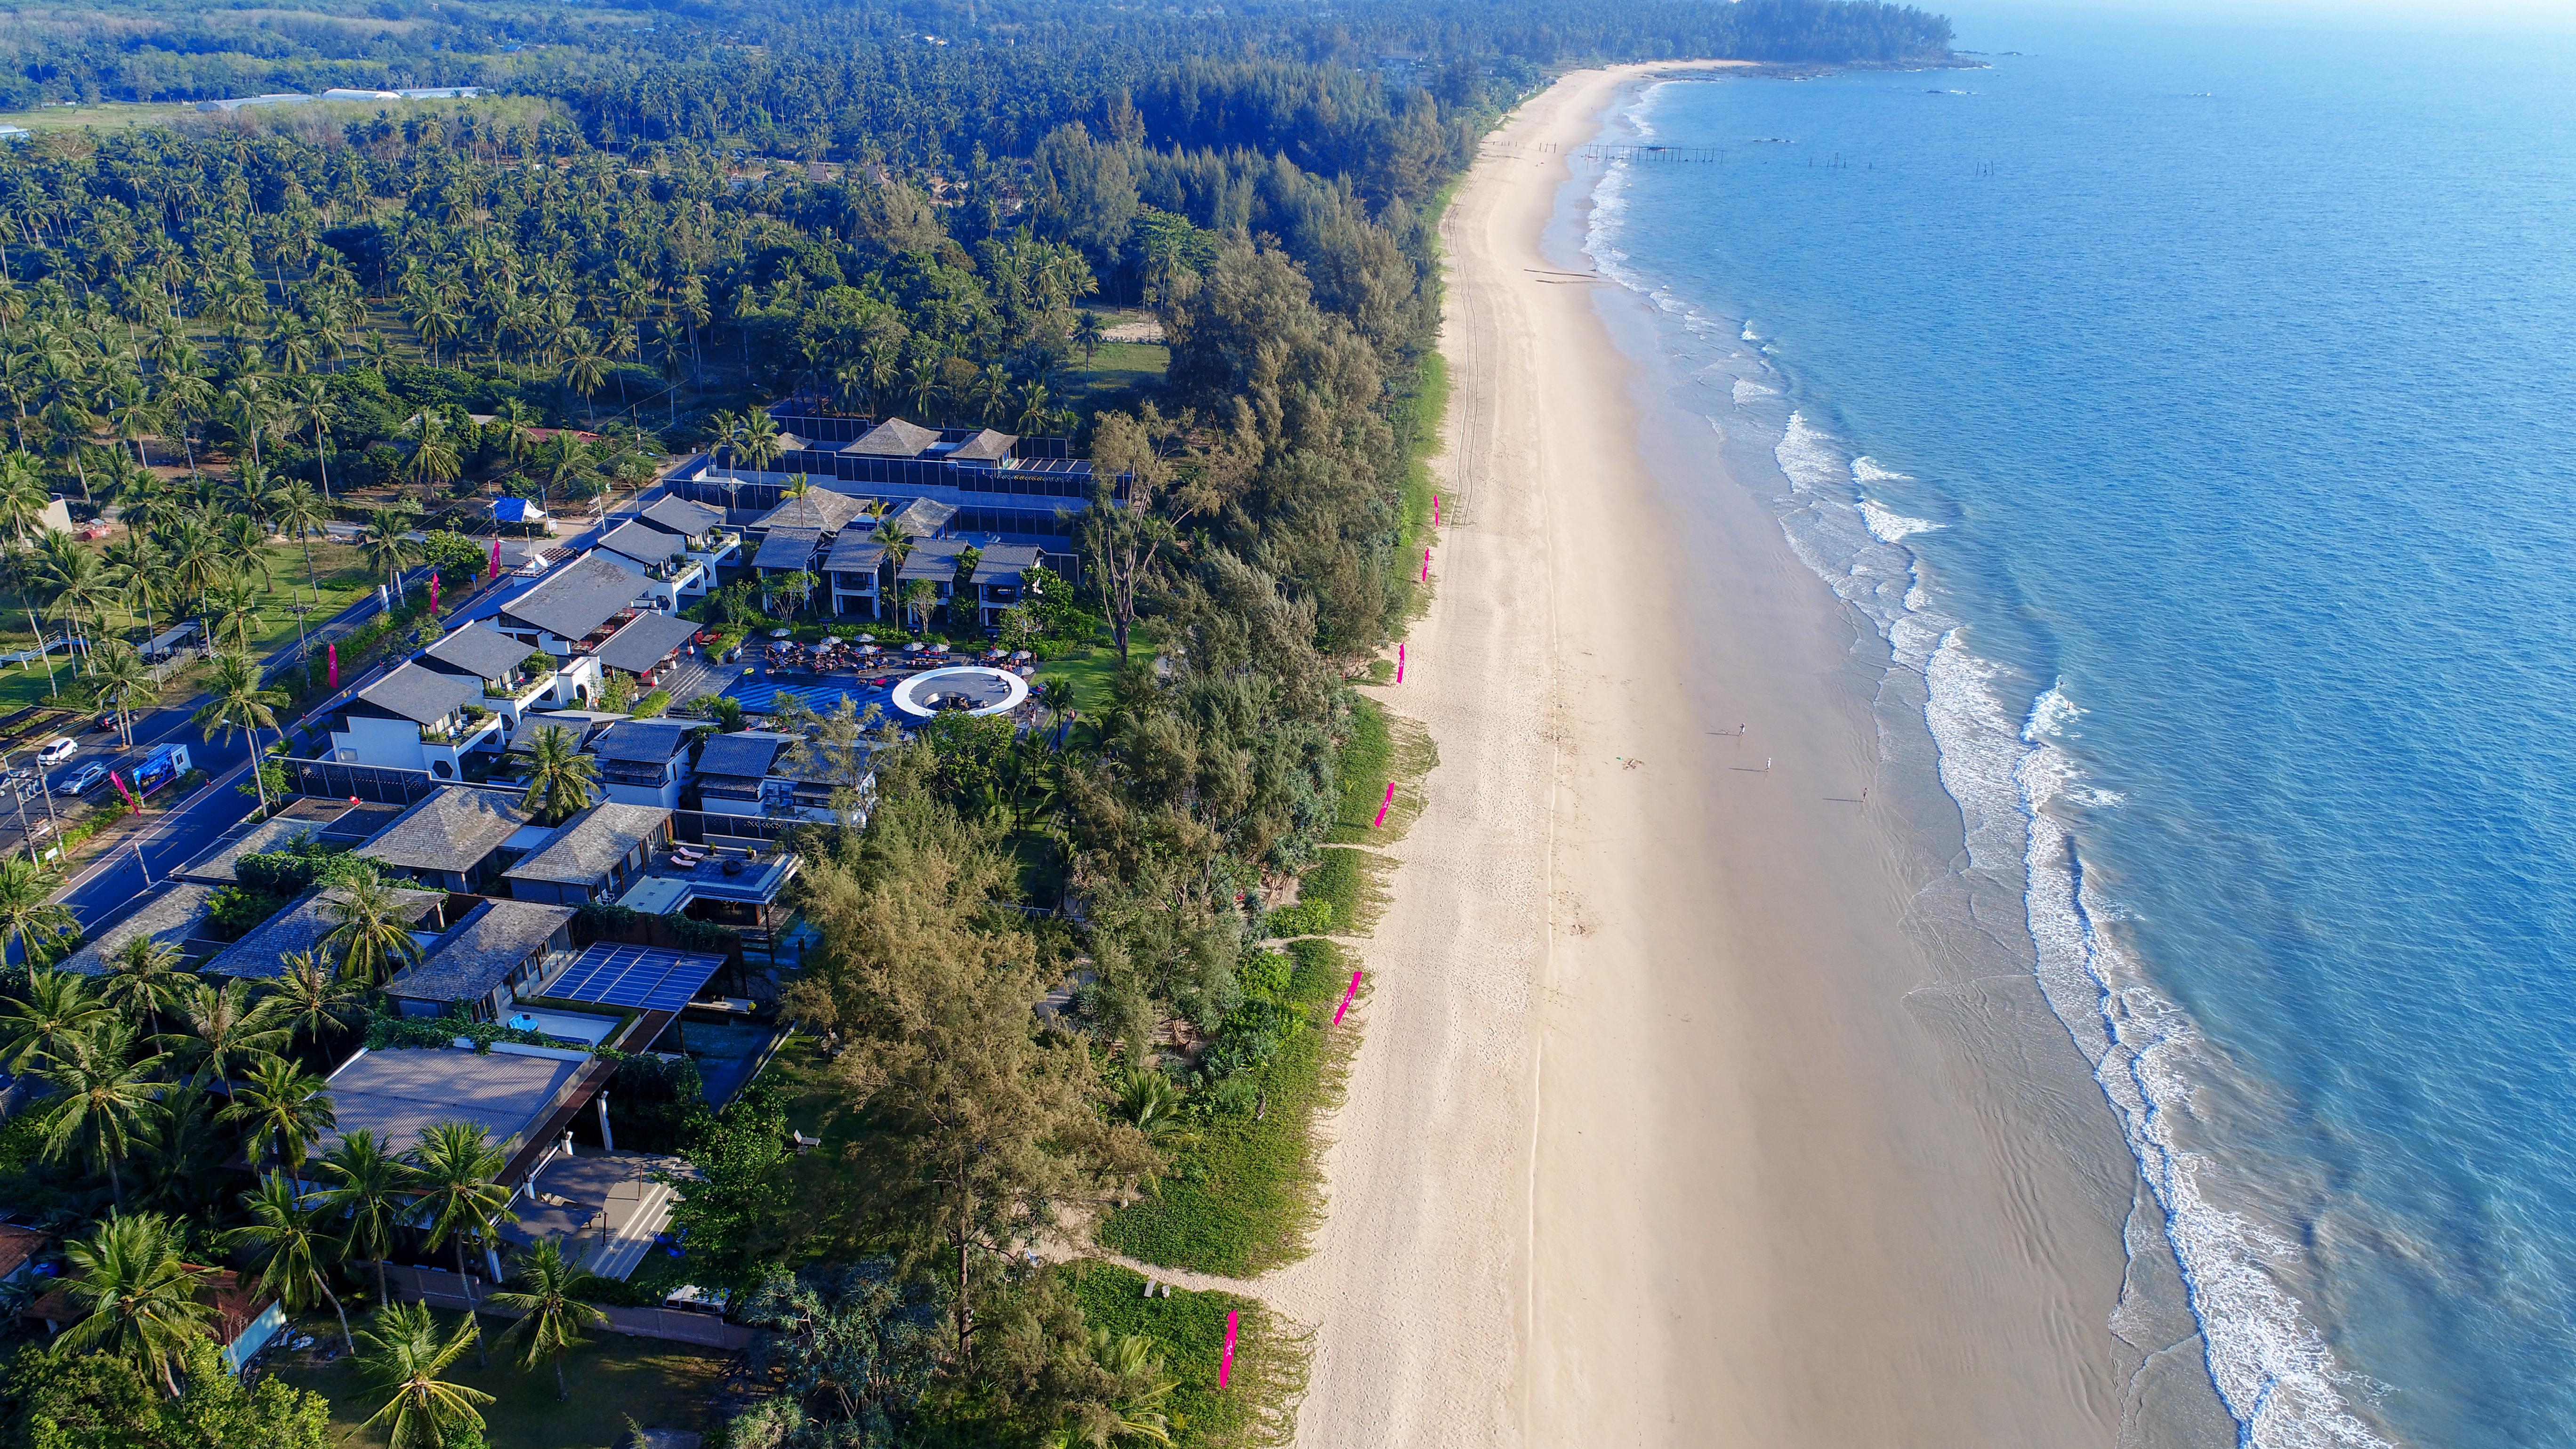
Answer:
48;500;647;932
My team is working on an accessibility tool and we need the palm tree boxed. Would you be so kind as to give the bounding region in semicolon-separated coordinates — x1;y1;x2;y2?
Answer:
519;725;597;824
226;1171;357;1355
318;1129;414;1305
217;514;275;591
191;651;285;816
202;574;263;652
137;1082;230;1216
159;512;224;620
222;1055;337;1169
1087;1329;1181;1446
0;856;75;966
0;449;49;542
401;414;461;493
88;640;157;750
272;947;362;1054
272;477;329;595
359;506;419;602
284;378;340;502
40;1021;168;1206
100;532;165;638
34;531;112;666
354;1301;494;1449
161;978;289;1087
0;964;107;1074
326;871;427;988
407;1120;515;1368
488;1239;607;1401
55;1212;214;1397
735;408;784;473
94;934;192;1041
558;330;608;417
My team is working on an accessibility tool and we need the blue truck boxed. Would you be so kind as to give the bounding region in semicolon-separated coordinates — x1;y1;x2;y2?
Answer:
131;742;190;797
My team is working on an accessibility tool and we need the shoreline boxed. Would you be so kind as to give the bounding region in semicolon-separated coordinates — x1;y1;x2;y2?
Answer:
1274;64;2133;1445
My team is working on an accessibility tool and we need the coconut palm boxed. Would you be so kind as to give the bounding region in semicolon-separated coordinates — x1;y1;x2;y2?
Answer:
88;639;156;749
283;378;341;501
100;532;165;637
271;477;329;593
519;724;597;825
94;934;192;1041
40;1021;168;1206
202;573;263;652
487;1239;608;1401
271;947;363;1054
0;963;108;1074
226;1171;356;1355
135;1082;230;1216
870;515;914;570
407;1120;515;1368
359;506;419;601
400;413;461;491
216;513;274;591
354;1301;494;1449
191;651;285;815
0;856;76;968
325;871;427;988
0;449;48;542
160;978;289;1087
221;1054;336;1170
34;530;112;664
317;1128;413;1304
735;407;784;472
158;511;224;618
55;1211;214;1396
1086;1329;1181;1447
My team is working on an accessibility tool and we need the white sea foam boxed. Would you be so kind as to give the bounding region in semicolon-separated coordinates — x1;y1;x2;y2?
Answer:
1732;378;1780;405
1852;454;1913;484
1769;406;2389;1449
1741;321;1761;343
1858;499;1941;542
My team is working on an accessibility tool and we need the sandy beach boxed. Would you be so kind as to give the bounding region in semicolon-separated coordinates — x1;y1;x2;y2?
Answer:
1266;65;2135;1446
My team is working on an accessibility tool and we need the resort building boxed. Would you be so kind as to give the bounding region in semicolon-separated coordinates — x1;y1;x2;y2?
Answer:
418;622;597;724
502;803;672;905
383;898;580;1021
825;533;890;617
493;552;660;659
970;543;1045;628
689;731;871;826
200;885;450;981
590;613;702;693
589;719;698;809
593;520;716;610
327;663;504;780
358;786;539;894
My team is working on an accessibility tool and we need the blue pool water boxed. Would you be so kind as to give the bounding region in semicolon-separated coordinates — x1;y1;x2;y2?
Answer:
1585;16;2576;1448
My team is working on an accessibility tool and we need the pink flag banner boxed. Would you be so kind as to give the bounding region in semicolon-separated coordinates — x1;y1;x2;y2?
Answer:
327;643;339;691
1420;548;1430;584
1333;969;1362;1026
1395;643;1405;683
108;771;133;808
1371;781;1394;829
1219;1311;1240;1389
487;537;502;580
1433;493;1441;525
429;571;440;614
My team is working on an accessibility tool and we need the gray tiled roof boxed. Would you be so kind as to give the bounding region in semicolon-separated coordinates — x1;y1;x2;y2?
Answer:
201;886;447;981
752;491;871;535
693;733;782;780
360;788;529;875
499;552;647;642
592;612;701;675
949;428;1017;463
385;899;575;1006
591;719;695;765
507;711;621;753
824;532;889;572
972;543;1043;584
752;527;823;571
638;496;723;538
890;497;955;536
845;418;941;457
596;521;688;570
57;882;217;974
503;803;670;886
355;662;480;725
897;538;971;581
175;817;341;885
421;623;537;684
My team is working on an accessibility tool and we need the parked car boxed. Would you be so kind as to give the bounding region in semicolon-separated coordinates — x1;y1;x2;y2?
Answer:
34;737;75;765
53;761;107;797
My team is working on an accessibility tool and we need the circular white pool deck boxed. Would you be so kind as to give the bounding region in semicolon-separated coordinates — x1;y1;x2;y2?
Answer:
890;665;1028;719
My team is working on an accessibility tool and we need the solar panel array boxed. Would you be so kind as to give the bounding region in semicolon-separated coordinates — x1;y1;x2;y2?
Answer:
546;942;726;1012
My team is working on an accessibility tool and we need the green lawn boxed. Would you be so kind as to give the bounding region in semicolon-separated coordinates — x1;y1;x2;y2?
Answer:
266;1312;729;1449
1096;940;1357;1278
1059;340;1169;412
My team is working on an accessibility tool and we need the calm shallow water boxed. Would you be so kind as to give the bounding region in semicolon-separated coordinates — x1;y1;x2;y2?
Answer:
1584;17;2576;1448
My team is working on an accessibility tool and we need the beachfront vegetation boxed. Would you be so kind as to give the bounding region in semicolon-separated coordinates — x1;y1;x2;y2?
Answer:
0;0;1953;1442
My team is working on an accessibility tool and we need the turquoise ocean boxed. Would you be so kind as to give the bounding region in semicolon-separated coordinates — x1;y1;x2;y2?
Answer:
1577;15;2576;1449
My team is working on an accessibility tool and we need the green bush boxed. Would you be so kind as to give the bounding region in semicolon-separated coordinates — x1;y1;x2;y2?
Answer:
1059;1260;1302;1449
1262;901;1330;939
1239;950;1291;1000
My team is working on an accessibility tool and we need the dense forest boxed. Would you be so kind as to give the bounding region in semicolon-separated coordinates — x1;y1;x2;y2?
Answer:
0;2;1954;1447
